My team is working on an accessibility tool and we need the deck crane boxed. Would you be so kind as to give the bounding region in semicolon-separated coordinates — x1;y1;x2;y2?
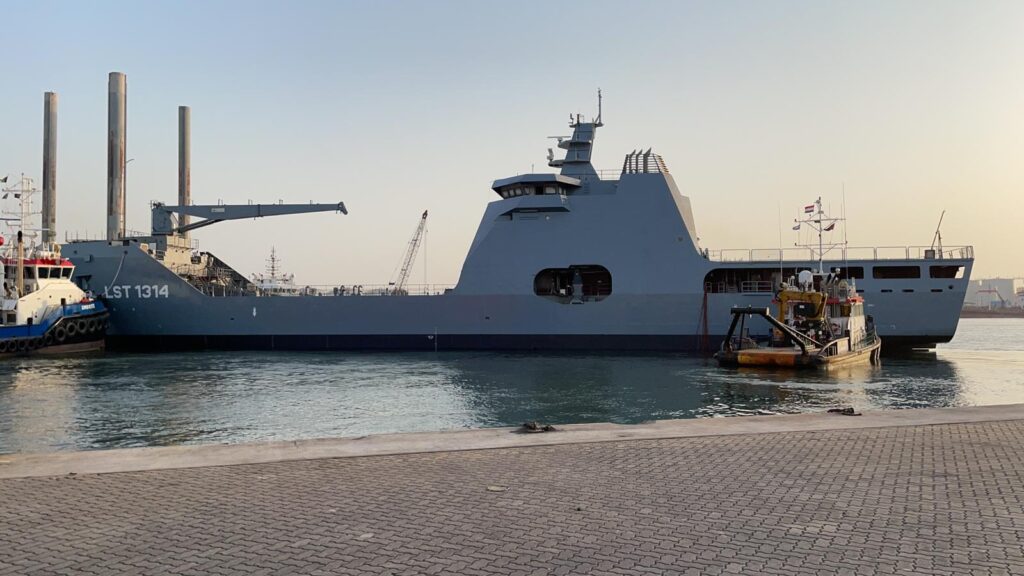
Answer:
151;201;347;236
390;210;428;294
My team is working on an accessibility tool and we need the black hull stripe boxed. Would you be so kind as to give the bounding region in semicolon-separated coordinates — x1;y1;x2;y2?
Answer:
107;334;949;353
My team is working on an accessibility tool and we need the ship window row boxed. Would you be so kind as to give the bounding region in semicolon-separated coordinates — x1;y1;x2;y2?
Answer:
840;265;964;280
703;264;965;293
3;266;73;280
498;185;564;199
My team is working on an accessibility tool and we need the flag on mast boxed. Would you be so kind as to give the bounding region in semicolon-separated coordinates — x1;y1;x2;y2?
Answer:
792;222;801;230
804;204;815;213
824;222;836;232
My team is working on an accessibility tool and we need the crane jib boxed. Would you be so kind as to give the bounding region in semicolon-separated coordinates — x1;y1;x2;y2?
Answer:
150;201;347;236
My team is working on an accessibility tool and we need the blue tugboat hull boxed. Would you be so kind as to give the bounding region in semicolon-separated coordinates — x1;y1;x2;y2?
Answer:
0;302;109;357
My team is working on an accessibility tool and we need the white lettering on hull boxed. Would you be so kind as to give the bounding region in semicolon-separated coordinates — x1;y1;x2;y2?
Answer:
103;285;170;299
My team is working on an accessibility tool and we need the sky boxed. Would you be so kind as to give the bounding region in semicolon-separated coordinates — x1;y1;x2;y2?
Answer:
1;0;1021;285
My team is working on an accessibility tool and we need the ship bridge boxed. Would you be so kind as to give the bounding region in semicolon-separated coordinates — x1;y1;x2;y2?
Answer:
491;174;580;199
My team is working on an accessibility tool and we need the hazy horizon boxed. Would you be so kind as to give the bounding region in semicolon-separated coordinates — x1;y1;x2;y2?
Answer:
1;1;1021;285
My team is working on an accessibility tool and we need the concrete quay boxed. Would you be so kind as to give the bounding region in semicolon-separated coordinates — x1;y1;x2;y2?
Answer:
2;404;1023;575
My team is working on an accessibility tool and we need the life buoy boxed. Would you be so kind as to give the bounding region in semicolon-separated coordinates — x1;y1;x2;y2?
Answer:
54;326;67;343
66;322;78;338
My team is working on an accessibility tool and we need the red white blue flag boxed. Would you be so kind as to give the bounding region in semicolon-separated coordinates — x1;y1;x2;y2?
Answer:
804;204;815;213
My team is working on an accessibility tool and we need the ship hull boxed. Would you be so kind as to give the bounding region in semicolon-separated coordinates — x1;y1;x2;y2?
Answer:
67;240;970;353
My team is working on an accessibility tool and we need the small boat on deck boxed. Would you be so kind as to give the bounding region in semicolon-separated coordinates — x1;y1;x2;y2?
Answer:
714;268;882;369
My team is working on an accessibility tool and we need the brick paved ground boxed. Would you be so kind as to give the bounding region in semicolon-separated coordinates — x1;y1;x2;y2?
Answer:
2;420;1024;575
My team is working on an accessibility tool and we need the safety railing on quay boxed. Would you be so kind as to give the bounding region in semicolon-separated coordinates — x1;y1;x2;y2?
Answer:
706;245;974;263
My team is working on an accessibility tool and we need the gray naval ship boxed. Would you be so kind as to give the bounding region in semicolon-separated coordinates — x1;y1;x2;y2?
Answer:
66;80;973;351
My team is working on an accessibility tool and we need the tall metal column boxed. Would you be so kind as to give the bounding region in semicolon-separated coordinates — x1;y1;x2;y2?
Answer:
178;106;191;240
42;92;58;245
107;72;127;241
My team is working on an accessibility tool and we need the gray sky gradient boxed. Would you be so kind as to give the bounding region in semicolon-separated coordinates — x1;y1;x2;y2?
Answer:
1;0;1021;284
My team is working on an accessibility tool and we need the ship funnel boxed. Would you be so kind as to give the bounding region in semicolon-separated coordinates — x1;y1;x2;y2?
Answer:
42;92;58;245
107;72;127;241
178;106;191;239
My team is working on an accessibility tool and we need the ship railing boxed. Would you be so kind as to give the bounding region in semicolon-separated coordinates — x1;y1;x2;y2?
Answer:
536;165;667;181
64;229;153;243
251;283;455;297
706;245;974;263
739;280;774;293
819;340;840;357
594;169;622;179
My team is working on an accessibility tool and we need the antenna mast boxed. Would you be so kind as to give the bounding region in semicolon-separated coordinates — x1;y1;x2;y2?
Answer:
595;88;603;126
794;197;842;274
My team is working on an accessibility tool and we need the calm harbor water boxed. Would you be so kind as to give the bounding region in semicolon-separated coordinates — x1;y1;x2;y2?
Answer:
1;318;1023;454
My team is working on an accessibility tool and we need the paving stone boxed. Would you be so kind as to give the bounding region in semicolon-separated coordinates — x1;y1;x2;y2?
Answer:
2;420;1024;574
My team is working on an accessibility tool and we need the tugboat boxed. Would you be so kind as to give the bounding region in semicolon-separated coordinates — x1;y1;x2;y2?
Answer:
714;269;881;369
0;175;108;356
714;199;881;369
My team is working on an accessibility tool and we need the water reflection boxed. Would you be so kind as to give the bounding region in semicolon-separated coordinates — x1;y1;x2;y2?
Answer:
1;319;1022;453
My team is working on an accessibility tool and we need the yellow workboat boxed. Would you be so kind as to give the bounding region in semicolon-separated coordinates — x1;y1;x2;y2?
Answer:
714;269;881;369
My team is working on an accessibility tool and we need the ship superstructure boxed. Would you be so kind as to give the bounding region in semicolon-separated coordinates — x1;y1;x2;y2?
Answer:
252;248;300;297
62;84;973;351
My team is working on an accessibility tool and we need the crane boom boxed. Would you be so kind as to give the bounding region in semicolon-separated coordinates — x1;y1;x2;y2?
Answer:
151;201;347;236
393;210;428;293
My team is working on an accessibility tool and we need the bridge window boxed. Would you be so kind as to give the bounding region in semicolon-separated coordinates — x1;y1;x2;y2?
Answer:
38;267;50;279
837;267;864;280
534;265;611;303
872;265;921;279
930;265;964;279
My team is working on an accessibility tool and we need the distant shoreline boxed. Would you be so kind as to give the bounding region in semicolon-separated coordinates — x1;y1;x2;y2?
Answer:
962;307;1024;319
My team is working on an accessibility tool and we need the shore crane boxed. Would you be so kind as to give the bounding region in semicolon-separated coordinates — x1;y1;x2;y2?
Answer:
390;210;428;294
